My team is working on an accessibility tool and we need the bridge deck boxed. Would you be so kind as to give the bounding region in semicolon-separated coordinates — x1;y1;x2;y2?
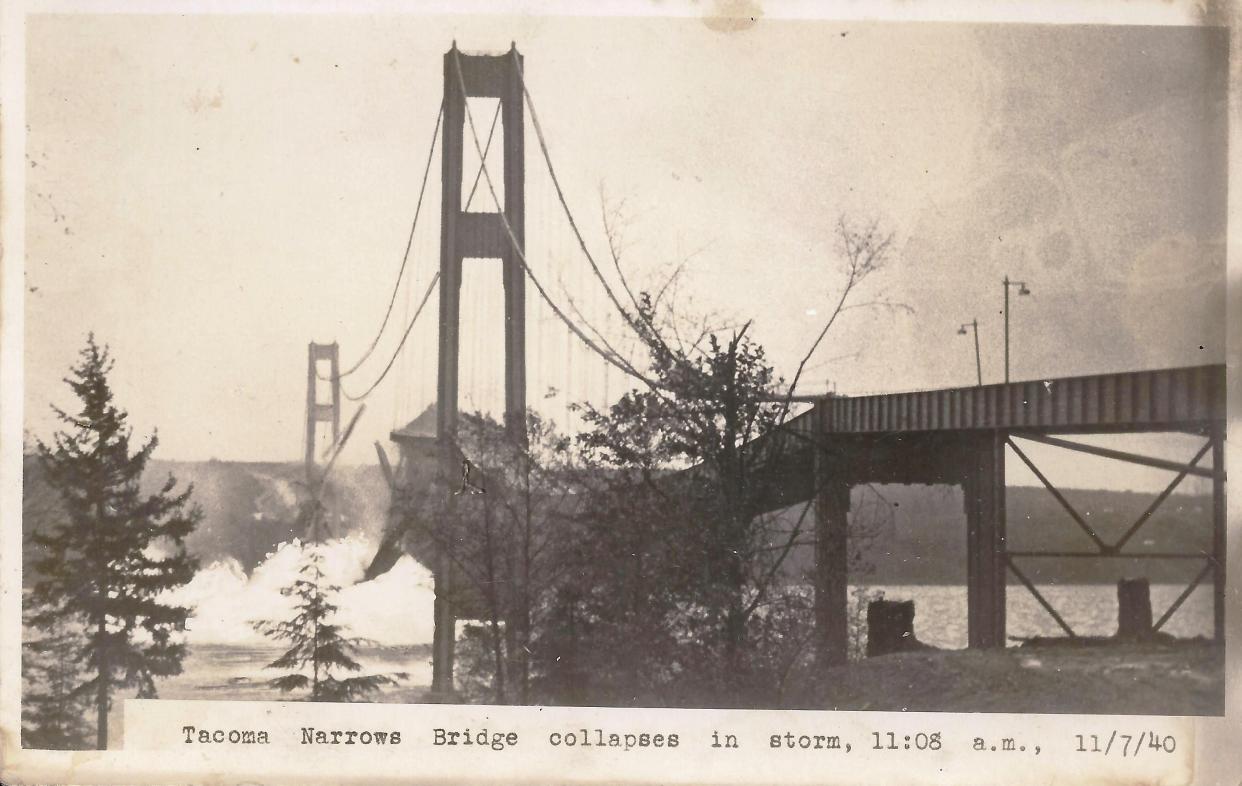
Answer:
766;364;1228;664
794;364;1224;436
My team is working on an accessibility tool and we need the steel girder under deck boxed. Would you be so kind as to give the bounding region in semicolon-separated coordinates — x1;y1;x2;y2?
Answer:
792;364;1226;667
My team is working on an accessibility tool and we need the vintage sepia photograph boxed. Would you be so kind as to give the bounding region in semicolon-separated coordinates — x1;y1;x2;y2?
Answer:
10;6;1229;762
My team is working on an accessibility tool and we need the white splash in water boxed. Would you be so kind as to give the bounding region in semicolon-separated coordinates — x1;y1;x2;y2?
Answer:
164;535;436;647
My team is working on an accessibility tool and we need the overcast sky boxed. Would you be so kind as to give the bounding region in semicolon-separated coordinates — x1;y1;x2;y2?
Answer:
22;14;1227;492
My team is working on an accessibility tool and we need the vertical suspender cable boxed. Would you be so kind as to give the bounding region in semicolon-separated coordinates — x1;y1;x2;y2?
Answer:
450;49;654;388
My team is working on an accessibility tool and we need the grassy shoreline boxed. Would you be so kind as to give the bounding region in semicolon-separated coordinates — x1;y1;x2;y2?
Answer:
798;640;1223;716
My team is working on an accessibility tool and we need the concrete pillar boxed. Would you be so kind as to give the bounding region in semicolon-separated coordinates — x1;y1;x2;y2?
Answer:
1116;578;1153;639
965;431;1007;648
814;449;850;667
866;599;918;657
1212;424;1225;642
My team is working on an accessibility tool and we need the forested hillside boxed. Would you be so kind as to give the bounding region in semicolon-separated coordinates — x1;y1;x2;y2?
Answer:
23;456;1211;586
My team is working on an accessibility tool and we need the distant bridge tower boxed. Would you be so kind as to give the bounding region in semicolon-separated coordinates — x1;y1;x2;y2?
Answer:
305;341;341;477
430;43;527;698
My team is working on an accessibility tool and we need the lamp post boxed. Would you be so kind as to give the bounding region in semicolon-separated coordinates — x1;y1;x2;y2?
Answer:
1002;276;1031;383
958;319;981;387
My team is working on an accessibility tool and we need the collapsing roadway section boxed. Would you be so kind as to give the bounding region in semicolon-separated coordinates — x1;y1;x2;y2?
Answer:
765;364;1227;666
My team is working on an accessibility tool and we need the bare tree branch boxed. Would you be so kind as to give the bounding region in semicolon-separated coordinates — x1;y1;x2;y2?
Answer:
775;216;897;426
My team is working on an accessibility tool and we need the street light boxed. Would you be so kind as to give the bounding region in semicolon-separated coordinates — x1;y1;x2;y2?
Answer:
958;319;981;387
1002;276;1031;383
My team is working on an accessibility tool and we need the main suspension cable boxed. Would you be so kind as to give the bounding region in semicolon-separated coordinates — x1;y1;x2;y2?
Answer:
341;272;441;402
330;101;444;381
451;49;654;388
510;51;644;340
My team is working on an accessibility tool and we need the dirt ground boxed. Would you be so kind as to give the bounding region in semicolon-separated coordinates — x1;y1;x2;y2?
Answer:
798;639;1223;716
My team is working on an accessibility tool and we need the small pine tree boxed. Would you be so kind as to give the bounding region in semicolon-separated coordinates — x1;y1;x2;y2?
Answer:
252;544;402;702
30;334;200;749
21;602;94;749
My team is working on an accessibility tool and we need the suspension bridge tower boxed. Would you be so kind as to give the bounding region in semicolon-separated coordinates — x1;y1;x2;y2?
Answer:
304;341;341;478
429;42;528;697
438;42;527;444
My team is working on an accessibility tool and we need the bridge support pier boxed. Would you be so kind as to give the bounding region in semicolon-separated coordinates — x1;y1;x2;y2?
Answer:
965;431;1007;648
1212;423;1226;642
814;456;851;667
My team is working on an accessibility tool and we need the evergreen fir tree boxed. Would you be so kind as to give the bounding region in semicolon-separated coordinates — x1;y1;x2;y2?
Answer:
21;601;94;749
252;544;402;702
29;334;200;749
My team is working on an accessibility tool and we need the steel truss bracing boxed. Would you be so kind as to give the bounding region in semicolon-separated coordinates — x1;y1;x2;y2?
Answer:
1004;430;1226;640
793;364;1226;666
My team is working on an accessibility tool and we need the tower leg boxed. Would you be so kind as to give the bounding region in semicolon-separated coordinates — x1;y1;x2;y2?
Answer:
329;342;341;445
430;47;466;699
429;553;456;699
502;47;527;445
305;343;317;472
